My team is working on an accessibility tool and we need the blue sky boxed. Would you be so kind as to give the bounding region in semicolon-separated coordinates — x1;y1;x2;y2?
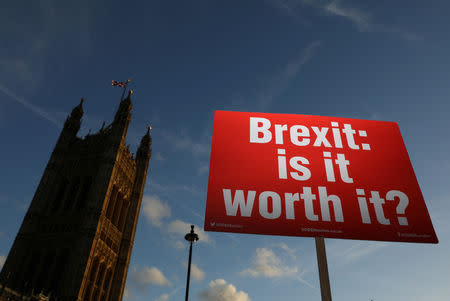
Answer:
1;0;449;300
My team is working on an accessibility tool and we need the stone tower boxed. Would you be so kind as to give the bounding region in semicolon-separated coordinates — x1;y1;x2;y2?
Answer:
0;90;152;301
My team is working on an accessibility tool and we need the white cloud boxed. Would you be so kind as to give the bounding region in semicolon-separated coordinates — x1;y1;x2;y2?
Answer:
389;27;423;41
268;0;421;40
147;180;170;193
0;255;6;269
154;152;165;161
148;179;202;196
324;0;370;32
167;220;212;245
197;162;209;175
266;0;311;25
142;195;171;227
161;129;210;156
129;265;171;291
268;0;370;32
191;263;205;282
323;0;422;40
123;285;133;299
241;247;298;278
157;287;183;301
174;240;185;250
155;294;169;301
241;246;316;289
182;262;205;282
278;242;297;260
258;40;321;109
198;279;251;301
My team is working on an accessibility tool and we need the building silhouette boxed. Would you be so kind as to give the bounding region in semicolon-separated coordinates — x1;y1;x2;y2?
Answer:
0;90;152;301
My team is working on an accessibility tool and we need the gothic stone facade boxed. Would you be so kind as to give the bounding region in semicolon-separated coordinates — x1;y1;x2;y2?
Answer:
0;91;151;301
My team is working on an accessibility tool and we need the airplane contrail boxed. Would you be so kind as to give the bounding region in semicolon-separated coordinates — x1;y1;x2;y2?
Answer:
0;84;62;128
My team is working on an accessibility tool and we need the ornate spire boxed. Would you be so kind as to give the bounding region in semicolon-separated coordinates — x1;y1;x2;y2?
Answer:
63;97;84;132
71;97;84;119
122;89;132;105
137;125;152;159
113;90;132;124
58;97;84;144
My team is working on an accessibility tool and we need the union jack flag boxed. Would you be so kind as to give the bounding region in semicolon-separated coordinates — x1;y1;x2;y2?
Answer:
111;80;128;87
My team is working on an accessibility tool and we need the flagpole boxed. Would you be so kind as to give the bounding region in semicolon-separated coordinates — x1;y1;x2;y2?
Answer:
120;79;130;100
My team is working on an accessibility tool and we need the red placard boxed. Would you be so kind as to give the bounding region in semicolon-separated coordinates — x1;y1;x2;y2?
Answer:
204;111;438;243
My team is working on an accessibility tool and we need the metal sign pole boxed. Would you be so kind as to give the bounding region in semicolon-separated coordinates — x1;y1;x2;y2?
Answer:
315;237;332;301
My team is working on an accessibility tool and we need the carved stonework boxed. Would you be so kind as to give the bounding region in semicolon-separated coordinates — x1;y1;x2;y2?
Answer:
0;94;151;301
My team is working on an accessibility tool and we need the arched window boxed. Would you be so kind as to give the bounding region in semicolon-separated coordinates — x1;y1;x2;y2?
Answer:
84;256;100;301
63;177;80;210
50;178;68;213
96;262;106;287
89;257;99;283
119;200;130;231
84;284;92;301
76;176;93;209
106;185;118;219
112;193;123;226
102;269;113;298
92;288;99;301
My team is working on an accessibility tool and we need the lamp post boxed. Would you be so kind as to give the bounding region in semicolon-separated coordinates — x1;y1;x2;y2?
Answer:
184;225;199;301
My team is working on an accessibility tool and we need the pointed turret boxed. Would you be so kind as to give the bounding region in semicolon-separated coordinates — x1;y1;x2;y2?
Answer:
0;87;154;301
110;125;152;300
65;97;84;133
111;90;133;145
136;126;152;162
113;90;133;124
57;98;84;147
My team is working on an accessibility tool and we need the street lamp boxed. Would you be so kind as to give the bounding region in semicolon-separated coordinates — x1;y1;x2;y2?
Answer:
184;225;199;301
